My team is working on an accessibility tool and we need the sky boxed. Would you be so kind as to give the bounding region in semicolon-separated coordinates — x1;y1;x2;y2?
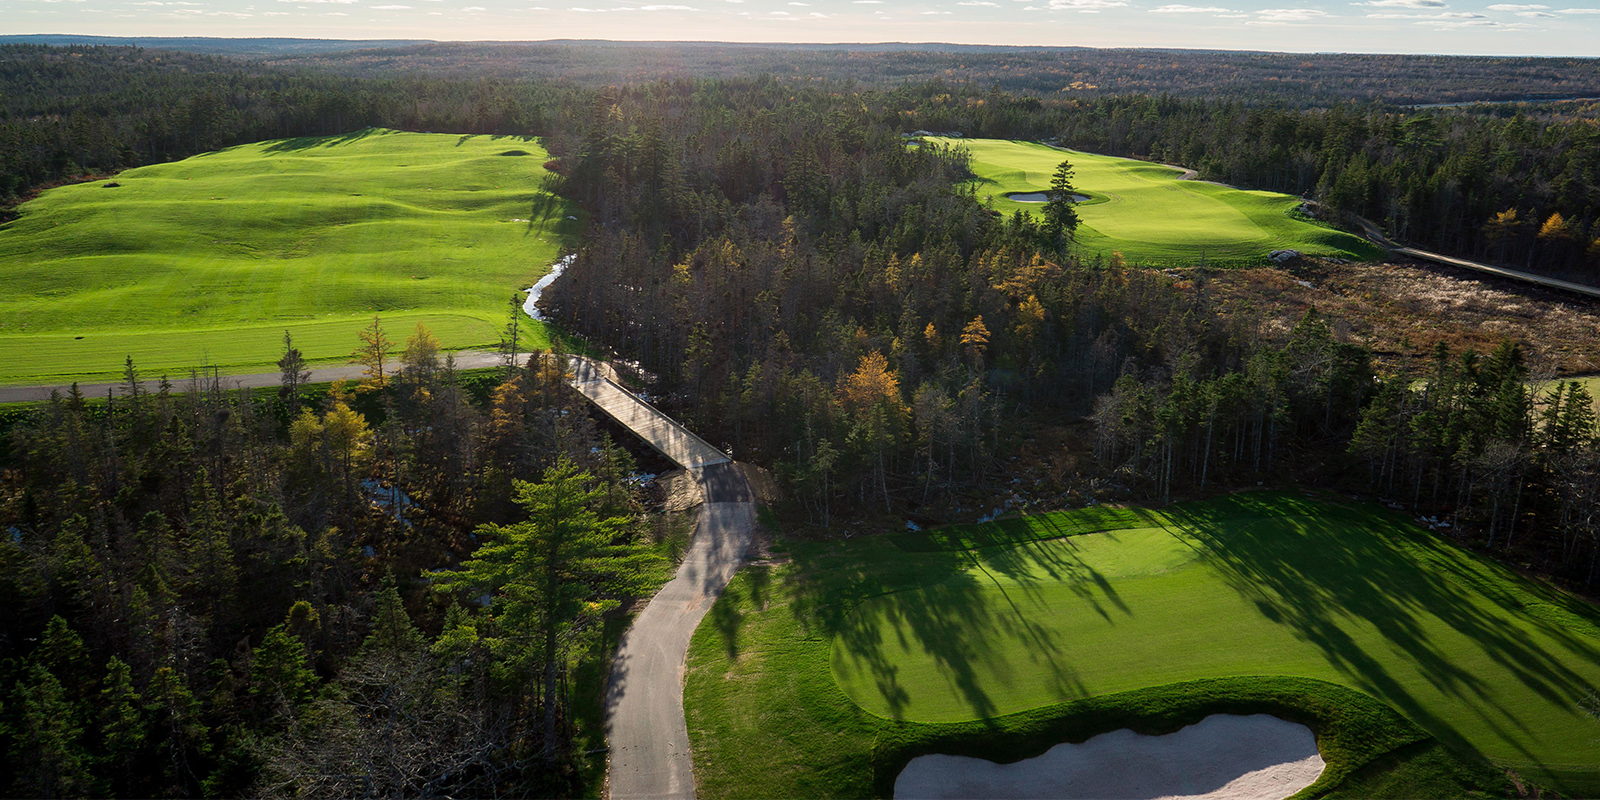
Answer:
6;0;1600;56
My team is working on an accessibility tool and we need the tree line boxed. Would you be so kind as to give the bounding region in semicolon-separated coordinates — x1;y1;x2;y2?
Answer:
1;44;575;207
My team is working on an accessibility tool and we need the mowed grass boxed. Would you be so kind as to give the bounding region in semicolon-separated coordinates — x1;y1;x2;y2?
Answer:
834;493;1600;792
932;137;1382;266
0;128;573;384
684;493;1600;797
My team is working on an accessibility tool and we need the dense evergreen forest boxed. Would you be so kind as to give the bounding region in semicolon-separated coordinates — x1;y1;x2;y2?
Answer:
6;43;1600;797
0;341;674;796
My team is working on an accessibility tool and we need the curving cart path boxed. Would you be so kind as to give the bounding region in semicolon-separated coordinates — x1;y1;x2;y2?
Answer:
570;360;754;800
605;462;753;800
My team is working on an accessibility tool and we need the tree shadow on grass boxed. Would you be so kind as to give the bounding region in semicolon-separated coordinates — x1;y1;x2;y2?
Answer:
790;510;1150;722
1167;495;1600;776
973;534;1131;622
262;127;386;153
710;563;770;661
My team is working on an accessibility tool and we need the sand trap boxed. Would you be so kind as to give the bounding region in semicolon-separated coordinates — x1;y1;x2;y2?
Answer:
1007;191;1090;203
894;714;1324;800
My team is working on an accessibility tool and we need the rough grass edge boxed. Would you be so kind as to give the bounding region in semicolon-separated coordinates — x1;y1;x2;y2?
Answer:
867;675;1511;799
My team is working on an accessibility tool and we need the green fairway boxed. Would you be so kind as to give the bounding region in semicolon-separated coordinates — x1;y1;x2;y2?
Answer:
934;137;1382;266
830;493;1600;793
0;128;574;384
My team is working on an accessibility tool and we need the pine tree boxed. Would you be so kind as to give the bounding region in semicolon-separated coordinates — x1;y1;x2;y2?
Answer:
432;458;657;758
1042;159;1082;250
278;330;311;413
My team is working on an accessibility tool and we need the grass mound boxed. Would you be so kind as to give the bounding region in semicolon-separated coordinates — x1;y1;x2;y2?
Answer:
685;492;1600;797
934;138;1382;266
0;127;575;385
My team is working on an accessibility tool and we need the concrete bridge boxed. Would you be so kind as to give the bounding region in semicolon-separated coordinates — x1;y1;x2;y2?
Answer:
566;357;729;470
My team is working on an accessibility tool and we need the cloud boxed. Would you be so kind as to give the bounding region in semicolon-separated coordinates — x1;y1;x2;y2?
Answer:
769;8;788;12
957;1;998;5
278;0;359;4
372;4;409;7
1352;0;1444;6
921;8;950;11
1486;2;1544;7
1150;4;1231;10
1257;7;1329;17
1557;5;1600;10
1045;0;1127;9
852;1;882;4
1368;10;1480;16
1436;16;1529;23
639;3;695;7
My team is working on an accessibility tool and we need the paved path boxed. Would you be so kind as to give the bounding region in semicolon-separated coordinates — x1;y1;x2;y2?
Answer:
0;350;508;404
1343;207;1600;301
606;462;753;800
1390;245;1600;301
568;360;729;470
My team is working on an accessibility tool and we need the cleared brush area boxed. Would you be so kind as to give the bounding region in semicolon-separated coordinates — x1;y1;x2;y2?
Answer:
935;137;1381;267
1198;260;1600;378
0;128;573;384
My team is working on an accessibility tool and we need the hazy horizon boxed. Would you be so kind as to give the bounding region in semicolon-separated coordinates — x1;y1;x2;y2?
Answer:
6;0;1600;59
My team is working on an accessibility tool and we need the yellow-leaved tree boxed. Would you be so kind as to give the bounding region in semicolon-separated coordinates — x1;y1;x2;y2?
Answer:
840;351;908;512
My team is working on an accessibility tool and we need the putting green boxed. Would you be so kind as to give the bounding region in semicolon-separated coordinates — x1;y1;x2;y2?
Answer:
933;137;1381;266
0;128;575;385
832;493;1600;793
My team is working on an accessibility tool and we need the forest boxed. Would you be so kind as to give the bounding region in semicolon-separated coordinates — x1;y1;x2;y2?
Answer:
0;335;674;796
538;78;1600;592
260;42;1600;108
6;42;1600;797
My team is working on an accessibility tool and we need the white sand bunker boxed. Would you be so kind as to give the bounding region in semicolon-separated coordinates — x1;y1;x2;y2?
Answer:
1007;192;1091;203
895;714;1324;800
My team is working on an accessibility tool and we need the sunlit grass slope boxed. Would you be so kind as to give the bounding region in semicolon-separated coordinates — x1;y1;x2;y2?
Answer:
0;128;575;384
932;137;1381;266
829;492;1600;793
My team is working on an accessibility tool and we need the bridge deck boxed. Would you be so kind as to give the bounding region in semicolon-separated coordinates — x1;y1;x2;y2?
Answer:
568;359;729;470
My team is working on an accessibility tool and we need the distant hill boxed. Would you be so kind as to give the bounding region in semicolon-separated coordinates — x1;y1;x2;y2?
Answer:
0;34;427;57
266;40;1600;107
